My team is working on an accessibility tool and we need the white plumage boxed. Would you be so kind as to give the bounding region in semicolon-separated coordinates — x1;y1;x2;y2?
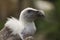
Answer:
0;7;45;40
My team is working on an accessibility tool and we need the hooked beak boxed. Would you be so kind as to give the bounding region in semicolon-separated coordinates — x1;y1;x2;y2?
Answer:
36;10;45;18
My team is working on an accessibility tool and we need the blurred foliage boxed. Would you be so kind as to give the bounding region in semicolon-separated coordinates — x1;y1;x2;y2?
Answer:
35;0;60;40
0;21;6;30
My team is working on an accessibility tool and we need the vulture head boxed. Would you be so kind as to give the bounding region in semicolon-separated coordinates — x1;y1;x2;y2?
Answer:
19;7;45;22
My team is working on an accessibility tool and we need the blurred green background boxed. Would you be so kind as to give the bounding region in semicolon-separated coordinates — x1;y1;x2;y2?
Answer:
0;0;60;40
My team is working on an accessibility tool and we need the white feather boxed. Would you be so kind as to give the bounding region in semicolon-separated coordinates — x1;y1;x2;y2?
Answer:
5;17;25;34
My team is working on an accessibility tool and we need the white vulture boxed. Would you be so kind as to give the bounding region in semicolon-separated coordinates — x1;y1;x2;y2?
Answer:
0;7;45;40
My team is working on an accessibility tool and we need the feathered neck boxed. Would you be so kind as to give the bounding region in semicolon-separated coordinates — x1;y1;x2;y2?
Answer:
5;17;35;34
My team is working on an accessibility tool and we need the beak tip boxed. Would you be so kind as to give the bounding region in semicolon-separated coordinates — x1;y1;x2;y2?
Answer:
39;10;45;17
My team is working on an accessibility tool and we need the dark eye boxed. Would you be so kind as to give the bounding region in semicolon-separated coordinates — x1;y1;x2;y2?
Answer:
28;10;33;13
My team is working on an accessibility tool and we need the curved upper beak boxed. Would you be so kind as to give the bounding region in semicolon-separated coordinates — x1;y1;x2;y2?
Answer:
36;10;45;17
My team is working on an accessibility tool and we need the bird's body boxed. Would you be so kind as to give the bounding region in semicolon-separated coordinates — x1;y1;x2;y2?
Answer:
0;7;45;40
0;25;21;40
5;17;36;40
